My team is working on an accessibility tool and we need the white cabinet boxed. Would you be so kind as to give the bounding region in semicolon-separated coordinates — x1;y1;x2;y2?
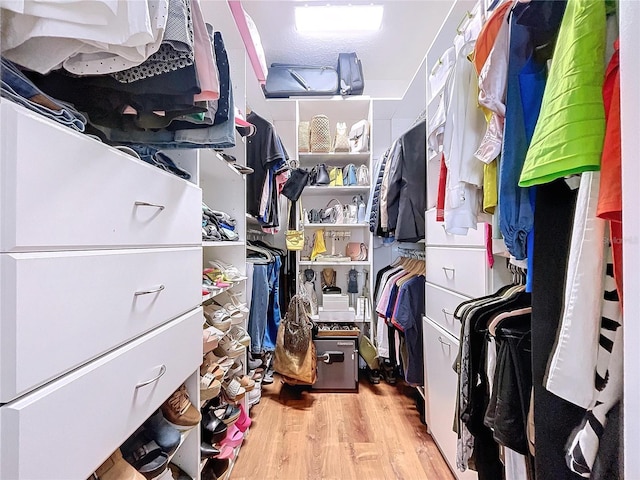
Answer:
423;318;476;480
0;310;202;480
0;101;201;253
0;247;201;401
425;283;470;339
0;98;203;479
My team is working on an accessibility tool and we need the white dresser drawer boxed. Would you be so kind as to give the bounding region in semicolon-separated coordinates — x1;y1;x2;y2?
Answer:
0;101;201;252
425;283;470;339
423;318;476;480
425;209;485;247
0;247;202;402
425;247;487;298
0;308;201;480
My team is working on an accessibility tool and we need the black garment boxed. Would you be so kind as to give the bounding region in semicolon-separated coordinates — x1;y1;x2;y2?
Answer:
484;320;532;457
245;112;286;218
532;180;584;480
385;120;427;242
211;29;231;125
591;401;622;480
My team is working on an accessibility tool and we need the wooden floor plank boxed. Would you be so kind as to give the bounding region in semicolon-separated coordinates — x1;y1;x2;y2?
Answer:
230;375;456;480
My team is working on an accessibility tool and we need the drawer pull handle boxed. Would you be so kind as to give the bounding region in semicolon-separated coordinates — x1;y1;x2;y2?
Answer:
438;336;452;348
135;285;165;296
442;266;455;276
135;201;165;211
441;308;453;318
135;364;166;389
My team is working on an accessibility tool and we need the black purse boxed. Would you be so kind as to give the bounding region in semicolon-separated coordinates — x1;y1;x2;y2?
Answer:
282;168;309;201
310;163;330;186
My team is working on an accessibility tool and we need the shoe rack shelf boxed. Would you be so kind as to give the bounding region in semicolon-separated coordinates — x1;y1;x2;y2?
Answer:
202;279;246;303
298;152;370;166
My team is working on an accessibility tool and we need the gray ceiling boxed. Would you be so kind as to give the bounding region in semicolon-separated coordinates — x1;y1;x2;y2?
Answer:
203;0;454;100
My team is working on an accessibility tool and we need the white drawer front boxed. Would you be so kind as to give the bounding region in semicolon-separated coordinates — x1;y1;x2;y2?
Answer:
0;101;201;252
0;247;201;402
425;209;485;247
425;247;487;298
425;283;470;339
423;319;476;480
0;309;201;480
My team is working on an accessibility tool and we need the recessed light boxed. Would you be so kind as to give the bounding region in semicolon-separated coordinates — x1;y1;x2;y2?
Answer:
295;4;383;33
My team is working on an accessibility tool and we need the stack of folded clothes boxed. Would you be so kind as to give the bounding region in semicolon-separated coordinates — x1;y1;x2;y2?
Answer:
202;203;238;241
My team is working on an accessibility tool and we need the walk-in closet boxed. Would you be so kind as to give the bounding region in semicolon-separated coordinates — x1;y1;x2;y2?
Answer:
0;1;637;479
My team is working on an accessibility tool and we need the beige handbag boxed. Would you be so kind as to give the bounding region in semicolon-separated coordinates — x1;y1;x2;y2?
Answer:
310;115;331;153
298;121;310;153
333;122;350;152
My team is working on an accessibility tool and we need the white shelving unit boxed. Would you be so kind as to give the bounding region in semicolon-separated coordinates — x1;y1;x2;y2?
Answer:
293;98;375;337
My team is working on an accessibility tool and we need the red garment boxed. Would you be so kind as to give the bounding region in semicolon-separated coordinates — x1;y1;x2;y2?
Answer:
436;153;447;222
597;39;622;302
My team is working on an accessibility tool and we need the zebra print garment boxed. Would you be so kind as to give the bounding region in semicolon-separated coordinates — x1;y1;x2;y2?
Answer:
566;245;622;477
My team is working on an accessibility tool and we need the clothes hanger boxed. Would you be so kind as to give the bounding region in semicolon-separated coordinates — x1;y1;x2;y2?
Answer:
488;307;532;336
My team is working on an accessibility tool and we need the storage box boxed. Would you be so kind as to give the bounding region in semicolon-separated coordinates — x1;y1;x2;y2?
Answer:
322;293;349;311
318;307;355;322
312;337;359;391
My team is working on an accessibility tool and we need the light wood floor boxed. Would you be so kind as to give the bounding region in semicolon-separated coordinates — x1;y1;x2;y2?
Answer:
230;375;456;480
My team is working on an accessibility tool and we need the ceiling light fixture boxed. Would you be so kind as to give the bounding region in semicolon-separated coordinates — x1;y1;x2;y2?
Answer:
295;4;383;33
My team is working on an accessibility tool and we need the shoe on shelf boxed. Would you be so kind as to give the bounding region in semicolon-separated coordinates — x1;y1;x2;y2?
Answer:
93;449;146;480
225;360;243;380
209;302;245;324
261;367;274;385
213;403;241;425
203;325;224;354
216;290;250;313
201;409;228;445
222;377;246;402
228;325;251;347
142;410;181;455
203;304;233;331
208;260;247;282
200;442;221;459
121;437;169;480
202;459;230;480
160;385;201;431
167;463;191;480
247;355;262;370
235;403;252;432
214;336;246;359
219;423;244;448
234;374;255;392
200;373;222;402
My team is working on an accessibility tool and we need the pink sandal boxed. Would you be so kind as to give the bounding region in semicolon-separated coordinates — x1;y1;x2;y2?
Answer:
235;403;252;432
220;424;244;448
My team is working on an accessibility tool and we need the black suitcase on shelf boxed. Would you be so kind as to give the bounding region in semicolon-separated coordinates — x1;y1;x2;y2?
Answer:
263;64;339;98
338;52;364;95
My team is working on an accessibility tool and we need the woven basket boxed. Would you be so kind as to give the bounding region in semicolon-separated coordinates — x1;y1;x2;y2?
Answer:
298;121;310;153
310;115;331;153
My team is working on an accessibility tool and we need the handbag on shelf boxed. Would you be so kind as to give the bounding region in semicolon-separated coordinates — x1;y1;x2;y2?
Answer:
342;163;357;186
333;122;350;152
322;198;344;224
285;201;304;251
349;119;370;153
282;167;309;201
344;201;358;224
329;166;344;186
298;121;310;153
310;115;331;153
346;242;368;261
309;163;330;185
356;164;370;186
338;52;365;96
308;208;321;224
